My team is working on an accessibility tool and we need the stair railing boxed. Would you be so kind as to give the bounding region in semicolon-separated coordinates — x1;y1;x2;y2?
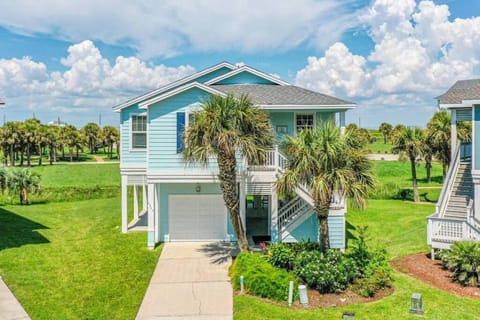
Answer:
278;196;310;230
436;143;461;217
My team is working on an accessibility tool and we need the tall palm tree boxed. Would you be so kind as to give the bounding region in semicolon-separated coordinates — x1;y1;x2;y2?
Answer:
392;127;423;202
183;94;274;252
2;122;21;166
379;122;393;144
102;126;119;159
24;118;40;167
46;126;59;165
276;122;376;253
426;110;451;179
82;122;101;154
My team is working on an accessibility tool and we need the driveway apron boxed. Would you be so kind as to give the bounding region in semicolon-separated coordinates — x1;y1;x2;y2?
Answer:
136;242;234;320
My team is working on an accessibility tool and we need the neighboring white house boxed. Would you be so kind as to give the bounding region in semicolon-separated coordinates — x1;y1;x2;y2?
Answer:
113;62;355;249
428;79;480;256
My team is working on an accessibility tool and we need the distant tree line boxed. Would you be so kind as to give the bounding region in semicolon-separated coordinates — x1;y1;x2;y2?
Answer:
0;119;120;166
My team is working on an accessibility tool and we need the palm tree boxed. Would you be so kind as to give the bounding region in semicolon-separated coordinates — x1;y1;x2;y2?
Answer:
45;125;59;165
426;110;451;180
379;122;393;144
276;122;376;253
24;118;40;166
2;122;21;166
392;127;423;202
102;126;119;159
8;168;41;205
183;94;274;252
82;123;101;154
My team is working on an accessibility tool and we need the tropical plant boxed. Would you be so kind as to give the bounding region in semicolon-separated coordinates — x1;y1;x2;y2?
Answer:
276;122;376;252
102;126;119;159
82;122;101;154
183;93;274;251
440;241;480;287
7;168;41;205
379;122;393;144
426;110;451;179
392;127;423;202
23;118;40;166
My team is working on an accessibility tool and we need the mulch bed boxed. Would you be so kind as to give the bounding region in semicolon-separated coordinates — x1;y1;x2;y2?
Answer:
392;252;480;299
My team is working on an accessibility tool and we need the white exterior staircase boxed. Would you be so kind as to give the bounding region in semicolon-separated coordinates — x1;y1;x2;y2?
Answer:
428;143;480;250
256;149;345;242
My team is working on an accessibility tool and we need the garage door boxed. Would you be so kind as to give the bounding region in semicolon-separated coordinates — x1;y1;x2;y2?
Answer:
169;195;227;241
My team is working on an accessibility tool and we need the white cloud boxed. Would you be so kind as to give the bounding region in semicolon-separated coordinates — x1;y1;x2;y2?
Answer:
0;40;195;125
296;0;480;126
0;0;357;58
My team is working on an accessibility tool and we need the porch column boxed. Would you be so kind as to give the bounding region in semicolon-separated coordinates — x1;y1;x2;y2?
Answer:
270;192;278;243
121;175;128;234
339;111;346;136
473;178;480;220
133;184;139;220
154;184;160;243
451;109;457;160
142;184;147;212
147;183;156;249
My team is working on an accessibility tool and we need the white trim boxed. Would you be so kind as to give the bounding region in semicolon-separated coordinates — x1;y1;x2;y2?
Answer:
113;62;235;112
205;65;290;86
129;113;147;151
260;104;356;110
440;102;478;109
138;82;226;109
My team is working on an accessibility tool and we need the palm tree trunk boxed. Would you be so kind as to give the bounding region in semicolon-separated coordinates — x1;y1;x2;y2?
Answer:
217;151;249;252
442;163;447;182
20;187;28;205
315;205;330;253
9;144;14;166
383;134;387;144
20;150;24;166
27;144;31;167
49;147;53;165
410;157;420;202
69;148;73;162
38;146;43;166
426;161;432;183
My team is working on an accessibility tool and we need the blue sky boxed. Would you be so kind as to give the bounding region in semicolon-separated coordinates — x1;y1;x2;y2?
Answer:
0;0;479;128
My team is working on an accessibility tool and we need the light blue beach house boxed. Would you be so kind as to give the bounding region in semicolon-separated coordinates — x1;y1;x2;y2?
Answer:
428;79;480;255
113;62;355;249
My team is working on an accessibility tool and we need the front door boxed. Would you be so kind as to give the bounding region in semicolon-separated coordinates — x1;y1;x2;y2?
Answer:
246;195;270;243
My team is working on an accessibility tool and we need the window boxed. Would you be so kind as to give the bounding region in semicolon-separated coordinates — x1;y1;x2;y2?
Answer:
296;114;314;132
177;111;199;153
131;115;147;149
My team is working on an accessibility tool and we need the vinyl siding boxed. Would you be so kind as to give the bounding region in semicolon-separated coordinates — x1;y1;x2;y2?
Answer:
475;105;480;170
269;111;294;143
215;71;279;85
195;67;234;83
120;104;147;165
282;212;345;249
148;87;220;171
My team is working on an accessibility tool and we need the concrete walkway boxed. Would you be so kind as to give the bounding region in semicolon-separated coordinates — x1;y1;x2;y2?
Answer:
0;276;30;320
136;242;234;320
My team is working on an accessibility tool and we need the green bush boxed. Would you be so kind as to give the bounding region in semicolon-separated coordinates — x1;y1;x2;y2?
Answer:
440;241;480;287
349;226;393;297
293;250;321;269
231;252;298;301
294;250;359;293
287;240;322;256
267;243;295;271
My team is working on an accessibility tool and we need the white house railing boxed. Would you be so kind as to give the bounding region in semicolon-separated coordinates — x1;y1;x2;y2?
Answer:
427;214;480;245
278;196;311;230
435;143;461;217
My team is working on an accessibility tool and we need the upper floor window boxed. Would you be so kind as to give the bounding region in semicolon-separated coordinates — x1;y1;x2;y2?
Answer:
296;114;314;132
131;115;147;149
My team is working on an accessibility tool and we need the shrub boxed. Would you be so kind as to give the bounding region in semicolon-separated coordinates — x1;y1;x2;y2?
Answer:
293;250;321;269
288;240;322;256
440;241;480;287
294;250;359;293
352;247;393;297
267;243;295;271
231;252;298;301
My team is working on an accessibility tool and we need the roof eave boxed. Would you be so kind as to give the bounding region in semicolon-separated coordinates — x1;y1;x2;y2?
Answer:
113;62;235;112
258;104;356;110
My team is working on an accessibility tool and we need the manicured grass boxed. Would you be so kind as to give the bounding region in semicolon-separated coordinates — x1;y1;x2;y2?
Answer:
0;197;161;320
374;160;444;187
31;163;120;188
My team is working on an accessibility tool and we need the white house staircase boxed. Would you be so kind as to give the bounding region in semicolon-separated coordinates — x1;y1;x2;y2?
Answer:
428;143;480;251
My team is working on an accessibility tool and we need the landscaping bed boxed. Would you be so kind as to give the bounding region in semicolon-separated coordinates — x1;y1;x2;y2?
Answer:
392;252;480;299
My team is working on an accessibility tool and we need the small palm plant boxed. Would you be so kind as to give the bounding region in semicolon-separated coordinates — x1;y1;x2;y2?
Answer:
440;241;480;287
8;168;42;205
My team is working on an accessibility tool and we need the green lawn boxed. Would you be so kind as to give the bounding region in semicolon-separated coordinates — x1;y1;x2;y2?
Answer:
31;163;120;188
0;196;161;320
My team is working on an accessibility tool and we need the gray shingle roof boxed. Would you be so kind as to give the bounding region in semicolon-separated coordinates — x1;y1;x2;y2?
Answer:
211;84;355;106
437;79;480;104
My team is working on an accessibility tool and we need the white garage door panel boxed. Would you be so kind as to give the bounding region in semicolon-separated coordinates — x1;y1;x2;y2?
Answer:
169;195;227;241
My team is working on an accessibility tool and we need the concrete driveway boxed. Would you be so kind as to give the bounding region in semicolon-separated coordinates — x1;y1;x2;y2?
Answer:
136;242;234;320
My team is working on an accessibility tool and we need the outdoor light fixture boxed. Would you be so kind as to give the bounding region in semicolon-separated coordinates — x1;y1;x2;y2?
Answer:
409;293;424;315
195;183;201;193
